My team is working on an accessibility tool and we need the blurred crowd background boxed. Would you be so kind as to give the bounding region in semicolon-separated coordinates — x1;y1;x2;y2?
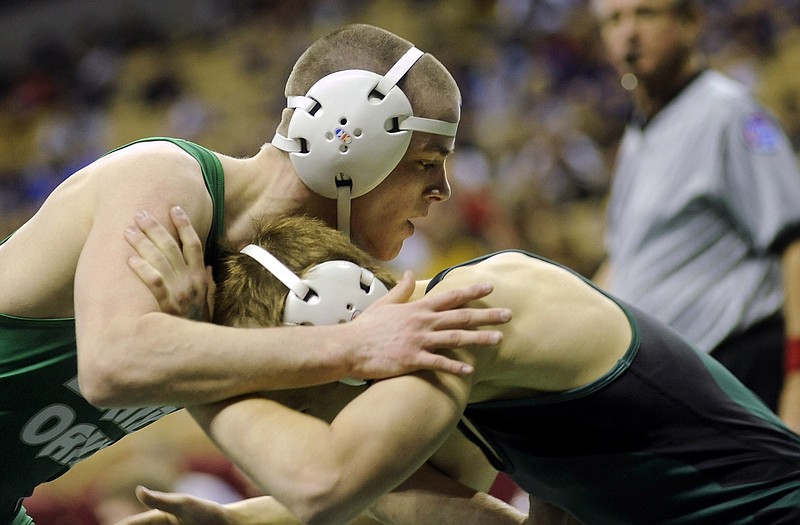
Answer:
4;0;800;280
4;0;800;522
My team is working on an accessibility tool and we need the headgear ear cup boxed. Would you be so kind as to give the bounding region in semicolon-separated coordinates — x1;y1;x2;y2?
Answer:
271;46;458;237
278;69;413;199
240;244;389;386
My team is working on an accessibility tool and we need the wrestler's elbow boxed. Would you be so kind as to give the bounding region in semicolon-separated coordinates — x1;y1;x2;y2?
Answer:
77;354;127;407
285;468;356;525
77;350;139;407
76;321;148;407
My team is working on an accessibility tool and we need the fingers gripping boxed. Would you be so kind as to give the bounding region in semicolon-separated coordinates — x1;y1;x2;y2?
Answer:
168;206;210;316
170;206;205;275
124;208;211;319
374;270;415;306
414;350;476;376
133;486;227;525
127;254;169;303
419;282;495;312
125;225;174;282
411;282;510;342
427;305;512;332
137;486;183;514
349;280;511;379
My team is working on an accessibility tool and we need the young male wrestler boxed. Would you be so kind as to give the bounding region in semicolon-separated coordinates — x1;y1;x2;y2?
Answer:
0;23;512;525
121;213;800;525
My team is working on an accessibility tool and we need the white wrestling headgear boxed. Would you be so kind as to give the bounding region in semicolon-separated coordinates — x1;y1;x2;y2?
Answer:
271;46;459;238
240;243;389;386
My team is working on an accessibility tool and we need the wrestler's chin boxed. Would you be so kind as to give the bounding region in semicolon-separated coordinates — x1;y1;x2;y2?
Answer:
380;238;406;262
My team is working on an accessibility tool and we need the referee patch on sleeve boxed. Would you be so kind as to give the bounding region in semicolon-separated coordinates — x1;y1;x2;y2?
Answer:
742;113;781;153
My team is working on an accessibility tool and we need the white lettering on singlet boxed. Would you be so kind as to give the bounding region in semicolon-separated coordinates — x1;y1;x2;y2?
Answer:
19;376;179;467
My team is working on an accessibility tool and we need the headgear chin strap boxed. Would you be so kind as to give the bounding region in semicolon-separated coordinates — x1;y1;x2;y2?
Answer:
240;244;389;386
271;46;458;238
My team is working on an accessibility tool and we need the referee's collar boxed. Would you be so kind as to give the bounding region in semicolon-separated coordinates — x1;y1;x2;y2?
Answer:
630;68;708;130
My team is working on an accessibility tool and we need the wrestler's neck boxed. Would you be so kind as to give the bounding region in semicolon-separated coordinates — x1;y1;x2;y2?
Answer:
222;145;334;247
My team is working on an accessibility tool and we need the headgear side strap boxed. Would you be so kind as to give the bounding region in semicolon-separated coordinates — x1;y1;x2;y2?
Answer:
375;47;424;96
240;244;311;300
286;95;318;113
399;116;458;137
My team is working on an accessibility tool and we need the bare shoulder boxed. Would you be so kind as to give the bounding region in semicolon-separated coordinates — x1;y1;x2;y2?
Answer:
87;140;216;232
95;140;210;186
0;140;215;318
434;251;593;309
438;251;633;394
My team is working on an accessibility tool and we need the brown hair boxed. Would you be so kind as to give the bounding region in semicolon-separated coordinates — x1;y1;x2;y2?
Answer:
277;23;460;135
214;215;397;327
